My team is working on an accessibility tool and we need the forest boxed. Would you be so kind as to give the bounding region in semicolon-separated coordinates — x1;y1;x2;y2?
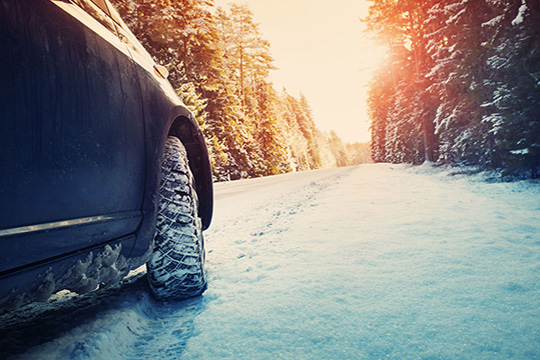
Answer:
365;0;540;178
110;0;370;181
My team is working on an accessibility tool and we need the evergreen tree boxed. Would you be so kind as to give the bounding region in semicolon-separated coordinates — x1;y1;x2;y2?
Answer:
365;0;540;177
482;0;540;177
424;0;497;166
252;82;292;175
215;4;287;177
216;4;275;107
280;90;312;171
365;0;436;165
368;61;393;163
328;131;351;167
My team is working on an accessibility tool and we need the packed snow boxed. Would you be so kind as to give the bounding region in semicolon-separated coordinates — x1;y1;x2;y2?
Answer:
512;1;528;25
2;163;540;359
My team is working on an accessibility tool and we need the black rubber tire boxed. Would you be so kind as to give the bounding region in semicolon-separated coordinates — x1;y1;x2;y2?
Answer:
147;136;207;300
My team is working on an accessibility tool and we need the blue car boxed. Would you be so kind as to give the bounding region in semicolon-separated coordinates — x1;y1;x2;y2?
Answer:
0;0;213;313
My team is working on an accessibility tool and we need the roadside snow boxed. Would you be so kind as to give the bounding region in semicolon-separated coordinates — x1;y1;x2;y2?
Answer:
3;164;540;359
175;164;540;359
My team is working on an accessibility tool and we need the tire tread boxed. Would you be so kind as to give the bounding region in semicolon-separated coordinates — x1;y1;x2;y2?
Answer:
147;137;206;299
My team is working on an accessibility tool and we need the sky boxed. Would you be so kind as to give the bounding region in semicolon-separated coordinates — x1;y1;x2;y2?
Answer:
213;0;387;143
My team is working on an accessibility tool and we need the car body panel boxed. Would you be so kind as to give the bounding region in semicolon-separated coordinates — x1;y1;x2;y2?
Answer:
0;0;213;312
0;0;146;272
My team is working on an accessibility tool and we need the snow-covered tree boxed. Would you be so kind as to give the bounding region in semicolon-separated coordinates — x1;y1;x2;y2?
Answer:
365;0;539;177
365;0;437;165
481;0;540;177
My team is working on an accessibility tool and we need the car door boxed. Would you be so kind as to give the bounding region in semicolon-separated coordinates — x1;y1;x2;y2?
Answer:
0;0;146;273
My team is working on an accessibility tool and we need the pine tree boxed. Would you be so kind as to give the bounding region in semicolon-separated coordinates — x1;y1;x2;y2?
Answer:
365;0;540;177
216;4;275;107
328;131;351;167
365;0;437;165
215;4;285;178
482;0;540;177
368;61;393;163
425;0;497;166
252;82;292;175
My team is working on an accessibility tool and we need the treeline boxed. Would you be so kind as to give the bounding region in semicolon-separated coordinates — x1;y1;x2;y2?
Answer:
111;0;368;181
365;0;540;178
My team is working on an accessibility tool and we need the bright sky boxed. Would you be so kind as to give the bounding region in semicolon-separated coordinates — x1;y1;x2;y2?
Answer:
213;0;387;143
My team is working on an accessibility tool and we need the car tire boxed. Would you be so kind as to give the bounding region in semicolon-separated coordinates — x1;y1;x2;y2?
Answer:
147;136;207;300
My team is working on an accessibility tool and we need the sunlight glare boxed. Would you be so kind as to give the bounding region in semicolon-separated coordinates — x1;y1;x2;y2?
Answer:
213;0;387;144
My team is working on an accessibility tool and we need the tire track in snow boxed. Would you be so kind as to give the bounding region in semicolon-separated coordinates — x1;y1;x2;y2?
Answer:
204;167;354;271
123;167;355;358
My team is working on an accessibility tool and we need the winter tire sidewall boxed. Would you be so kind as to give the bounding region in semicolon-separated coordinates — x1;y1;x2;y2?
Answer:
147;136;207;300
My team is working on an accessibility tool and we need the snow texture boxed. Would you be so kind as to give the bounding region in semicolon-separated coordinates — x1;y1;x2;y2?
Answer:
2;164;540;359
512;1;528;25
482;14;504;28
0;242;152;313
510;148;530;155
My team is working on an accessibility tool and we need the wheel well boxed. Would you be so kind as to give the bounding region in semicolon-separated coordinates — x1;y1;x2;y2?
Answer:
168;116;213;230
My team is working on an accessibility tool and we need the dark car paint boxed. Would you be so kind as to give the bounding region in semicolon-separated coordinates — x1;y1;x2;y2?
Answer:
0;0;213;311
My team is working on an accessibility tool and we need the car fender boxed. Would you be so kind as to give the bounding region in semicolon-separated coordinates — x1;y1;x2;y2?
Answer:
167;107;214;231
130;104;213;259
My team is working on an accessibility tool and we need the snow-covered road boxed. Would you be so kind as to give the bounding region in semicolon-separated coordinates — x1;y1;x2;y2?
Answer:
2;164;540;359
